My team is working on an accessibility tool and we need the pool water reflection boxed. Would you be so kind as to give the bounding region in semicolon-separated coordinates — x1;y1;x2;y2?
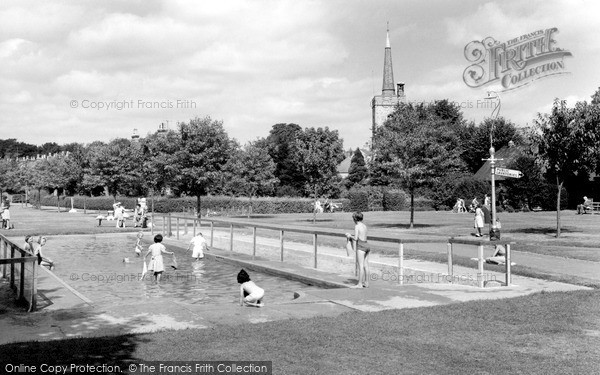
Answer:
41;234;315;306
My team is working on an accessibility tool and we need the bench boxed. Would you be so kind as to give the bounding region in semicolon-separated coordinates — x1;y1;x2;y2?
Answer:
591;202;600;214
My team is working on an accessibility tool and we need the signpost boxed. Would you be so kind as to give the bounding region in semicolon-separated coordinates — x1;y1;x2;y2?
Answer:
495;168;523;179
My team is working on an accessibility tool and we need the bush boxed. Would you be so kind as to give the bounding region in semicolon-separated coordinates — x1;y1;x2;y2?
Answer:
344;188;369;212
412;197;435;211
383;189;407;211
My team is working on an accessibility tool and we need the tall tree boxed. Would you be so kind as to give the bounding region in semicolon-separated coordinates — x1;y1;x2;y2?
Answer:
346;148;368;187
173;116;235;215
295;126;345;199
372;102;465;228
219;140;279;197
82;139;140;199
140;130;180;197
535;99;600;237
264;123;305;194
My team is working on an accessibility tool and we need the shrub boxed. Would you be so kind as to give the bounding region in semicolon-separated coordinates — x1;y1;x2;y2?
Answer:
383;189;407;211
412;197;435;211
344;188;369;212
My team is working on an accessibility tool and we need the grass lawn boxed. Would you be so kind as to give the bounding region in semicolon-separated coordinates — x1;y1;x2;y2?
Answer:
2;289;599;374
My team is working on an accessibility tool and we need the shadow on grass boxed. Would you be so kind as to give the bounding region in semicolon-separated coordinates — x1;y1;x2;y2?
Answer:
231;215;277;219
372;223;438;229
511;227;579;235
0;334;147;367
298;219;335;223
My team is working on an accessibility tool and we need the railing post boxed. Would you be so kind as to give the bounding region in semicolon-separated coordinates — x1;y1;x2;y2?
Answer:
168;213;172;237
176;217;180;240
1;239;6;279
184;217;188;235
10;245;15;290
280;230;284;262
505;243;511;286
252;227;257;260
230;224;234;252
193;218;197;237
151;213;155;236
162;214;165;235
398;241;404;285
19;250;25;300
478;243;484;288
313;233;318;268
447;241;453;283
29;259;37;312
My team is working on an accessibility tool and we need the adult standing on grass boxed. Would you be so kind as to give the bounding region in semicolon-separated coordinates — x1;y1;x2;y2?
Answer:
346;211;370;288
144;234;174;283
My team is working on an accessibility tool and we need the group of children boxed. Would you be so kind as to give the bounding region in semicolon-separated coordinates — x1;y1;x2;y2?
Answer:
23;234;53;269
134;230;265;307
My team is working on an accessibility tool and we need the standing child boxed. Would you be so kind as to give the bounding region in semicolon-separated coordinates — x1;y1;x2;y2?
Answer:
237;269;264;307
134;231;144;256
144;234;174;283
187;232;207;260
1;198;10;229
346;211;371;288
474;203;484;237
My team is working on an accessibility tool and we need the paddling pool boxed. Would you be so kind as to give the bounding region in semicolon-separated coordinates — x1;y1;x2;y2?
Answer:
40;234;317;306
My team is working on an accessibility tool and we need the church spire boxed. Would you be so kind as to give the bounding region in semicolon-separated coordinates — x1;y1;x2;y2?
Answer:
382;23;395;97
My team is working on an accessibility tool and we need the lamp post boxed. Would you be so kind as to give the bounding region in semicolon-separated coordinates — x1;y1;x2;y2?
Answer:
484;91;501;239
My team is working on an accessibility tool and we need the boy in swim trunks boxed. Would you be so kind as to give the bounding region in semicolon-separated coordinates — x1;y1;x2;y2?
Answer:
346;211;370;288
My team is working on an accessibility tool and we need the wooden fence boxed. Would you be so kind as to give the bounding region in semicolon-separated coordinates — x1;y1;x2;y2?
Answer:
151;213;515;288
0;234;37;312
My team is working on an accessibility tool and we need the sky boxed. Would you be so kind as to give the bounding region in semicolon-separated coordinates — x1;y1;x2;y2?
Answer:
1;0;599;150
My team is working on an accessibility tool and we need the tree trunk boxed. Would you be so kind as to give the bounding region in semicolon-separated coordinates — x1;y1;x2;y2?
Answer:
556;177;563;238
409;190;415;229
313;186;317;224
196;195;201;218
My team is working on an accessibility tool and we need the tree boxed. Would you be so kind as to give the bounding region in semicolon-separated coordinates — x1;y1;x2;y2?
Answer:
82;139;141;199
535;99;600;237
219;140;279;197
372;102;465;228
295;127;345;198
346;148;368;188
264;123;305;195
461;117;524;173
140;130;180;198
172;116;235;215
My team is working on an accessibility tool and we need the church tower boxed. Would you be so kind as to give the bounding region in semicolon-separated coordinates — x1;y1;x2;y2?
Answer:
371;25;406;145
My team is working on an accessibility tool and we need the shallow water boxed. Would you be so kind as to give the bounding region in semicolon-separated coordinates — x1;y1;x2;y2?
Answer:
41;234;316;306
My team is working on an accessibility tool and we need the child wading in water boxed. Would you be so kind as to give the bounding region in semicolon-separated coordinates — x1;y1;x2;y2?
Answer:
134;231;144;256
144;234;174;283
346;211;370;288
237;269;264;307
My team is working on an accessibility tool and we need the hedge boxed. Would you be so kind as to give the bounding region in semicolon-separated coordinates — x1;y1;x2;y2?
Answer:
31;194;351;215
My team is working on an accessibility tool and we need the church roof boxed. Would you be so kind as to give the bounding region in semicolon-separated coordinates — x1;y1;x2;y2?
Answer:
382;26;395;97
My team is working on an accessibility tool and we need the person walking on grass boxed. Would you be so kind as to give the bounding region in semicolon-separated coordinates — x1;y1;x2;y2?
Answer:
346;211;371;288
